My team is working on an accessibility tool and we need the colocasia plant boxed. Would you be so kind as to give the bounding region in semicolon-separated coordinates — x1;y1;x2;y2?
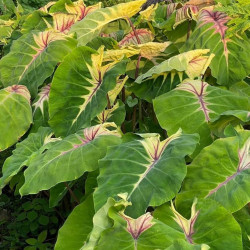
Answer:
0;0;249;249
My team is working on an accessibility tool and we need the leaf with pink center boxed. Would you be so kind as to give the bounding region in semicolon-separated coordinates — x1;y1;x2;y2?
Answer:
119;29;154;47
19;123;121;195
176;130;250;213
0;85;32;151
0;30;76;96
153;79;248;154
94;130;199;217
154;199;242;249
32;84;51;132
94;198;185;249
182;9;250;86
65;0;101;21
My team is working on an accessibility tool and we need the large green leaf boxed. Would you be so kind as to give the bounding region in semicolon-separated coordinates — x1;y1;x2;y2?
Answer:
0;127;54;193
55;195;95;250
154;199;242;250
0;30;76;96
96;198;242;250
176;131;250;213
0;85;32;151
49;46;127;137
182;9;250;86
95;200;184;250
94;130;199;217
153;79;249;152
19;124;121;195
70;0;146;45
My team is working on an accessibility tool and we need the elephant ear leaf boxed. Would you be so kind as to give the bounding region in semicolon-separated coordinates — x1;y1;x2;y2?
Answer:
182;9;250;86
176;131;250;213
94;130;199;217
130;49;213;102
94;198;185;250
136;49;213;83
0;31;76;96
0;127;54;193
154;199;242;250
55;195;95;250
49;46;127;137
19;123;121;195
0;85;32;151
70;0;146;45
153;79;249;153
119;28;154;46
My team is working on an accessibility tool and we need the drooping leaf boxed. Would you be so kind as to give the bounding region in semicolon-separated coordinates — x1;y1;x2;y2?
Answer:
0;85;32;151
70;0;146;45
154;199;242;250
49;46;127;137
0;31;76;96
129;73;182;103
119;29;154;47
136;49;213;83
0;127;54;193
176;131;250;213
94;130;199;217
153;79;249;152
182;9;250;86
103;47;140;62
135;41;172;60
130;50;214;102
19;124;121;195
55;195;95;250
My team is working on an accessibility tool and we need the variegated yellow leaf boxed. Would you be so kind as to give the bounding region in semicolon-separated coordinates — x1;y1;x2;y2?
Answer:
70;0;147;45
108;76;128;105
137;41;172;60
49;46;127;136
139;3;158;21
103;47;140;62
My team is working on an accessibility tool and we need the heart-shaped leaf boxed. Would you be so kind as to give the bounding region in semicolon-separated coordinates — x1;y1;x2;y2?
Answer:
153;79;249;153
0;85;32;151
94;130;199;217
176;131;250;213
